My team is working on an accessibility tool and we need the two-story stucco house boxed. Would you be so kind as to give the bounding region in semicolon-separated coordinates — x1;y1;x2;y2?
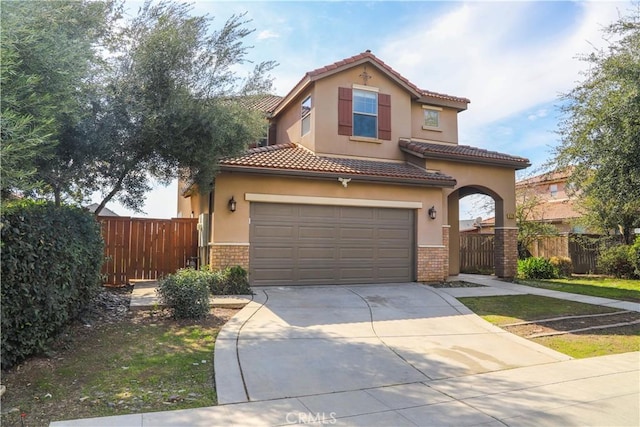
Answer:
178;51;530;285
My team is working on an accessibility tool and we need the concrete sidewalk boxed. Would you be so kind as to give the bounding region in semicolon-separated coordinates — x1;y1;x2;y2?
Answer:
50;352;639;426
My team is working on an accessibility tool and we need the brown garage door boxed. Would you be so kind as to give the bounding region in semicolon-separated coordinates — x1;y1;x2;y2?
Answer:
249;203;414;286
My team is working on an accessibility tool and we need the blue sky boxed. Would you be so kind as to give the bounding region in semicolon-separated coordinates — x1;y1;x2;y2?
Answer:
96;0;632;219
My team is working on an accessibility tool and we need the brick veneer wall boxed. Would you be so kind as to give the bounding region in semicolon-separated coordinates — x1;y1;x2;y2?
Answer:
417;226;450;282
209;244;249;271
495;227;518;278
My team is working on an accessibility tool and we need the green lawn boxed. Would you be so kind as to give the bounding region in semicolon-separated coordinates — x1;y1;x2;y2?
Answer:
459;294;621;325
517;276;640;303
0;309;235;427
459;294;640;358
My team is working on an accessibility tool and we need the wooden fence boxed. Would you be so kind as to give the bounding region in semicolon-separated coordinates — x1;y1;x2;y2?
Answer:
460;234;495;273
460;233;606;274
98;216;198;285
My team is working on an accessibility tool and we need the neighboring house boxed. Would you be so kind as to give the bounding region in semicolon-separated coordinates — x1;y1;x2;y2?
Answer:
86;203;119;217
516;168;584;234
178;51;530;285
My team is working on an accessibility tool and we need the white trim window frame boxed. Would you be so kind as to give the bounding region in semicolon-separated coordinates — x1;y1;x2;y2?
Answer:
353;88;378;138
422;105;442;129
301;96;311;136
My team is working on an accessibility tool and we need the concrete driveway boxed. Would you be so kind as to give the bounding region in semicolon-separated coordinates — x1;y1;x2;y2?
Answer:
215;283;569;404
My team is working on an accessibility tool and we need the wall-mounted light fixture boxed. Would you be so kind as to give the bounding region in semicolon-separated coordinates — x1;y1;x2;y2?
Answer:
228;196;237;212
428;206;437;220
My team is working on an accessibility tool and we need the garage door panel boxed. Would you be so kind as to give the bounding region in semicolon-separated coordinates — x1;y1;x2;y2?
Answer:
298;225;338;239
377;208;413;221
253;203;297;217
340;227;375;239
378;228;412;239
298;247;335;260
253;224;295;239
253;246;295;260
339;206;374;220
298;268;336;280
338;247;375;259
250;203;414;285
300;205;336;219
379;248;413;259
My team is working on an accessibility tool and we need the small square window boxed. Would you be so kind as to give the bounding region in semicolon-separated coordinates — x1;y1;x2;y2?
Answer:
424;109;439;128
301;96;311;136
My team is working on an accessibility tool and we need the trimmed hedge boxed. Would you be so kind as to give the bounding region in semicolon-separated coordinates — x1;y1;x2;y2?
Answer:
1;200;104;368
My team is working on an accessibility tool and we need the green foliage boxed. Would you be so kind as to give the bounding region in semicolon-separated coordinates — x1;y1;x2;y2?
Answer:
208;266;252;295
549;256;573;278
157;268;211;319
1;1;275;211
597;245;637;279
515;185;558;258
0;0;118;201
553;8;640;244
518;257;558;280
1;200;104;368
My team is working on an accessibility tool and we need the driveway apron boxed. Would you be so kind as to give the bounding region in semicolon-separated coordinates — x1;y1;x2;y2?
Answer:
222;283;568;403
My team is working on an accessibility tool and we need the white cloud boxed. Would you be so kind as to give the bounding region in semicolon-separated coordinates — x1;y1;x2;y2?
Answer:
257;29;280;40
379;2;628;130
528;109;548;121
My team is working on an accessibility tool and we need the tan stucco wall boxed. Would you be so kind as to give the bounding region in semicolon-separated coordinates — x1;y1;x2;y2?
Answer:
274;64;461;162
432;160;518;275
277;89;315;151
211;172;446;247
176;183;210;219
410;104;459;143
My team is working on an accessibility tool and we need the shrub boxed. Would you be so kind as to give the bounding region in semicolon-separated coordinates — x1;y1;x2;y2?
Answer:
598;244;635;278
549;256;573;278
157;268;211;319
1;200;104;368
518;257;558;279
208;266;252;295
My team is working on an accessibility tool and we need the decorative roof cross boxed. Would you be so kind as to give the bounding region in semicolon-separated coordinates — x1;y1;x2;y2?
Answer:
359;65;371;85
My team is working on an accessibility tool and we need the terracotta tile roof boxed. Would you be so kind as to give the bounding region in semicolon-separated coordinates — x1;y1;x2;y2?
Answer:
220;143;456;187
399;138;531;170
222;94;283;113
282;51;469;110
531;199;581;222
517;167;574;187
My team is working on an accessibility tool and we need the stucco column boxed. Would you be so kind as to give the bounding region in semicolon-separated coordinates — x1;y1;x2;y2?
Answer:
494;227;518;278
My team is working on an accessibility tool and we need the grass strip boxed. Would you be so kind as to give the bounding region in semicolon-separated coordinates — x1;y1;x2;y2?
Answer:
517;277;640;303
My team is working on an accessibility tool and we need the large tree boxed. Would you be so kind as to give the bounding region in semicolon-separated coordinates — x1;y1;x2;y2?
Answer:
2;1;275;213
0;1;117;201
553;7;640;244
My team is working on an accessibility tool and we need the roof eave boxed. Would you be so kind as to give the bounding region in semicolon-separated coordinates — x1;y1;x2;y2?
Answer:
418;95;469;112
219;165;456;188
400;146;531;170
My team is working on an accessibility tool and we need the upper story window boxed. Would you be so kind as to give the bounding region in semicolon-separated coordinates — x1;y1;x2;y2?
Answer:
422;106;442;129
549;184;558;198
353;89;378;138
338;86;391;140
301;96;311;136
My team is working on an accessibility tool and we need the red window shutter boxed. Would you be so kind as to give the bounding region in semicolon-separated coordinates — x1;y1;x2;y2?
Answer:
378;93;391;140
338;87;352;135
